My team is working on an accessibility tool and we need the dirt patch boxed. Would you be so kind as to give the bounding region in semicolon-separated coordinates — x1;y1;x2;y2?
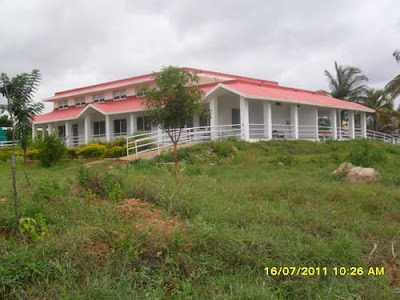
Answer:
84;241;111;266
119;198;183;234
0;197;6;202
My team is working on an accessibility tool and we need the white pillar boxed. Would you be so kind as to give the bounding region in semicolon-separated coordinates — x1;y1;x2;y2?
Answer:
48;123;53;136
129;113;136;135
65;121;71;146
84;114;91;144
240;96;249;140
337;110;342;140
349;110;355;139
290;104;299;139
315;107;319;140
210;97;218;140
193;113;200;127
330;109;337;140
105;115;111;142
360;112;367;138
263;102;272;139
32;124;37;140
42;125;45;140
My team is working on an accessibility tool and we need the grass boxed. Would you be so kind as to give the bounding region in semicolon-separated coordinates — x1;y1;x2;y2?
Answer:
0;139;399;299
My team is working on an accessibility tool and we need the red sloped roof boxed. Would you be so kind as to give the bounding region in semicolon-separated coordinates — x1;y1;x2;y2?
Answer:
92;96;145;113
33;106;86;123
219;80;374;112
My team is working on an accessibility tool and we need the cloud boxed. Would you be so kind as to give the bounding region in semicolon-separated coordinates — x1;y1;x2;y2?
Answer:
0;0;399;111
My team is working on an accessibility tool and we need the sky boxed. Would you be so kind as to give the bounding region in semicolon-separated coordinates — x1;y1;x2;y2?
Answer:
0;0;399;112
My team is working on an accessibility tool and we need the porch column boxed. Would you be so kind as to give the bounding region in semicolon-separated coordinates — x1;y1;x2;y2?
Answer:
65;121;71;147
315;108;319;140
360;112;367;138
330;109;337;140
84;114;91;144
349;110;355;139
337;110;342;140
129;113;136;135
42;125;45;140
105;115;111;142
32;124;37;140
210;97;218;140
240;96;249;140
290;104;299;139
48;123;54;136
263;102;272;139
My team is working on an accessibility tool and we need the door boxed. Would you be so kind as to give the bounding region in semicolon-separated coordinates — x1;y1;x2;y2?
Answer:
72;124;79;146
232;109;240;129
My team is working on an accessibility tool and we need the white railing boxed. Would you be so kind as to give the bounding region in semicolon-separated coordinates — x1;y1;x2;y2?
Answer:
122;124;400;157
0;140;15;148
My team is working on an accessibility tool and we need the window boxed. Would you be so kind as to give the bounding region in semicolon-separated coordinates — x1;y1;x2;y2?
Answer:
93;94;105;103
199;114;210;127
136;89;145;98
137;116;152;131
58;125;66;138
75;97;86;107
58;100;68;110
114;119;127;136
113;90;127;101
93;121;105;136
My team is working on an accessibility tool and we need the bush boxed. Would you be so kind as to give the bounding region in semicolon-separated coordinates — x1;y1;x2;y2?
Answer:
78;143;106;159
104;146;126;158
347;140;386;167
209;141;235;157
0;150;10;162
26;148;40;160
66;147;80;159
108;137;126;147
35;134;66;167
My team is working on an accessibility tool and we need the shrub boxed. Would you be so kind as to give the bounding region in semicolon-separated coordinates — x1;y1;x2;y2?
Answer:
66;147;80;159
209;142;234;157
104;146;126;158
109;137;126;147
26;148;40;160
78;143;106;159
35;134;66;167
347;140;386;167
0;150;10;162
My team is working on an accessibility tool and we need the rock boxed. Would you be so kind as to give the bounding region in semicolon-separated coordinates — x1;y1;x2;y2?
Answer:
332;162;354;174
347;167;380;183
332;162;380;183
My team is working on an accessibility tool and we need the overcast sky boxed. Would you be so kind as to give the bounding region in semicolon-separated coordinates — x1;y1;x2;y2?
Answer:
1;0;399;112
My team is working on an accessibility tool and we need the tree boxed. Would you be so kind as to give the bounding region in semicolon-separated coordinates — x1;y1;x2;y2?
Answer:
385;50;400;100
360;89;393;131
0;114;12;127
323;61;368;103
141;66;205;178
0;69;41;227
15;100;44;163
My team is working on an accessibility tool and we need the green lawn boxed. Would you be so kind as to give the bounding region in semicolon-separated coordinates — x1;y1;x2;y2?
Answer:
0;139;399;299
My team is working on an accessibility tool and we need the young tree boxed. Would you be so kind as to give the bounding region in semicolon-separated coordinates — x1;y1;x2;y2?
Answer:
141;66;205;178
0;69;42;227
360;89;393;131
385;50;400;100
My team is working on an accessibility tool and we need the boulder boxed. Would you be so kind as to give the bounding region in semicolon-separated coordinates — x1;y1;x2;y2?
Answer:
347;167;380;183
332;162;380;183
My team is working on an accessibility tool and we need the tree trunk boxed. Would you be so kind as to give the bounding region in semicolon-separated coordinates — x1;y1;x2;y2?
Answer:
10;122;19;227
173;141;178;180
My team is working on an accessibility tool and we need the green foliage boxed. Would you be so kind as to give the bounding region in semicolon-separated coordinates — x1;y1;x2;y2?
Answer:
35;134;66;167
18;214;48;241
66;147;79;159
26;148;39;160
104;145;126;158
32;179;60;202
77;165;122;201
0;149;11;162
78;143;106;159
209;141;235;157
347;139;386;167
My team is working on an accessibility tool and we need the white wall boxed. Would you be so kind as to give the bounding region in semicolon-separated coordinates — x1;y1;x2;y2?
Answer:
298;105;316;126
271;102;290;125
217;94;240;125
248;100;263;124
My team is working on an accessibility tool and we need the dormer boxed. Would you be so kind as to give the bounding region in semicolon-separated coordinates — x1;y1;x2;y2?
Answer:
58;100;68;110
113;90;127;101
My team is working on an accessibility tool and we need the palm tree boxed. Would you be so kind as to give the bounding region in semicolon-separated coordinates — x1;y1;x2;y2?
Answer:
360;89;393;131
385;50;400;100
323;61;369;103
0;69;41;227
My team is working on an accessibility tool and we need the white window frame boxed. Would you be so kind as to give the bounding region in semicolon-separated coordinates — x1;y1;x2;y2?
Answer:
136;89;145;98
113;90;127;101
58;100;68;110
93;94;105;103
75;97;86;107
